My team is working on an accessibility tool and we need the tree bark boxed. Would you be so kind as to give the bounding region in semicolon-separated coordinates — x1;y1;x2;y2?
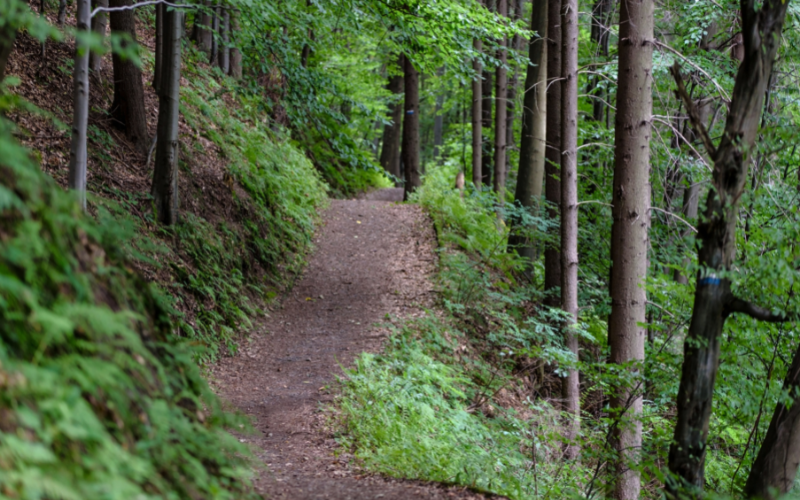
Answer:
505;0;523;171
481;65;494;188
152;5;183;226
744;341;800;499
209;5;219;66
68;0;92;210
402;55;421;200
544;0;562;308
589;0;612;122
58;0;68;26
560;0;580;460
508;0;547;271
218;9;230;73
665;0;791;495
154;2;164;91
109;0;150;153
493;0;508;198
379;55;404;182
229;12;242;78
472;38;483;188
608;0;653;495
90;0;109;73
191;3;212;53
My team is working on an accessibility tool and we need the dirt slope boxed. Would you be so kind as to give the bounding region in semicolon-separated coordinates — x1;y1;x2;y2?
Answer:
211;190;498;499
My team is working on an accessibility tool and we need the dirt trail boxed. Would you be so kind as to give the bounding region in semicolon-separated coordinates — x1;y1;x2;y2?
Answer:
212;189;493;499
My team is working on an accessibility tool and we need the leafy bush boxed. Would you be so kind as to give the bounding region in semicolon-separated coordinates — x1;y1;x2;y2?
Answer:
0;132;259;499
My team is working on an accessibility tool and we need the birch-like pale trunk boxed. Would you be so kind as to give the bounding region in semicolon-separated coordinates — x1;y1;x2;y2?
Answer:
68;0;92;210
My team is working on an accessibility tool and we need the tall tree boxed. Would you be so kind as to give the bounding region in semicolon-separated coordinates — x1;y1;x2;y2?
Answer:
191;2;212;54
608;0;653;495
544;0;562;308
152;5;183;225
505;0;523;172
109;0;149;153
493;0;508;198
664;0;792;495
154;2;164;91
402;55;421;200
432;67;445;162
508;0;547;271
218;9;230;73
379;55;404;182
229;11;242;78
89;0;108;73
560;0;580;460
68;0;91;210
472;37;483;187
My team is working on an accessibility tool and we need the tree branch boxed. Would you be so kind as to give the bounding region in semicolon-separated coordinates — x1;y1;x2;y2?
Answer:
669;63;718;159
725;296;795;323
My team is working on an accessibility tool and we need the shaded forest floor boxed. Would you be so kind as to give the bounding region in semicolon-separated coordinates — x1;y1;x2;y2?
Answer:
210;189;502;499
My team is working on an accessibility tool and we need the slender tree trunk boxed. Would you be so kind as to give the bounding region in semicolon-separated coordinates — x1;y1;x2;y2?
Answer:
90;0;109;73
472;38;483;188
209;5;219;66
508;0;547;271
58;0;67;26
674;180;699;284
152;5;183;225
608;0;653;495
109;0;149;153
481;66;494;188
229;12;242;78
544;0;563;308
505;0;523;172
744;341;800;499
665;0;791;496
560;0;580;460
493;0;508;199
0;24;16;83
402;55;421;200
218;9;230;73
589;0;612;122
68;0;91;210
379;56;404;182
433;66;445;162
192;3;212;53
154;2;164;91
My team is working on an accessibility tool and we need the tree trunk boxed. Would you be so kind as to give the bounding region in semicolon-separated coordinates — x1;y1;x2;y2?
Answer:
209;5;219;66
472;38;483;188
481;66;493;188
68;0;91;210
192;3;212;53
544;0;562;308
432;67;444;162
229;12;242;78
673;180;699;284
560;0;580;460
493;0;508;198
608;0;653;494
154;2;164;91
589;0;612;122
402;55;421;200
58;0;67;26
379;56;404;182
90;0;109;73
0;24;16;83
505;0;523;172
744;341;800;499
507;0;547;271
218;9;230;73
151;5;183;226
109;0;150;153
665;0;791;496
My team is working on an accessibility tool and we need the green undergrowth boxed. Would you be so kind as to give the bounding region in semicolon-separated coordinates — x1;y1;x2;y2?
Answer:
0;134;259;499
334;162;591;499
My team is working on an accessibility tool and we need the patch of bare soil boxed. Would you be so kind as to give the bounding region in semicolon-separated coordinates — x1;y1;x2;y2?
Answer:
211;191;502;499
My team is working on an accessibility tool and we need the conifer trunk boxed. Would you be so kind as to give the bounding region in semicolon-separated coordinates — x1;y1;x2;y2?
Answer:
560;0;580;460
209;5;219;66
493;0;508;198
481;65;494;187
152;5;183;225
544;0;562;308
472;38;483;187
218;9;230;73
402;56;421;200
68;0;91;210
608;0;653;495
508;0;547;269
229;12;242;78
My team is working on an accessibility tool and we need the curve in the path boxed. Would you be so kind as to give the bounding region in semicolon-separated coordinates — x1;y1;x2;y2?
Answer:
212;190;494;500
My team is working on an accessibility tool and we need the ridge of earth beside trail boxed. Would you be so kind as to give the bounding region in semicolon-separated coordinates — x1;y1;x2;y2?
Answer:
211;188;503;499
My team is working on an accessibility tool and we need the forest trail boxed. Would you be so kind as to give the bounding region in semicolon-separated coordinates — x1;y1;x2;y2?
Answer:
211;189;493;499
